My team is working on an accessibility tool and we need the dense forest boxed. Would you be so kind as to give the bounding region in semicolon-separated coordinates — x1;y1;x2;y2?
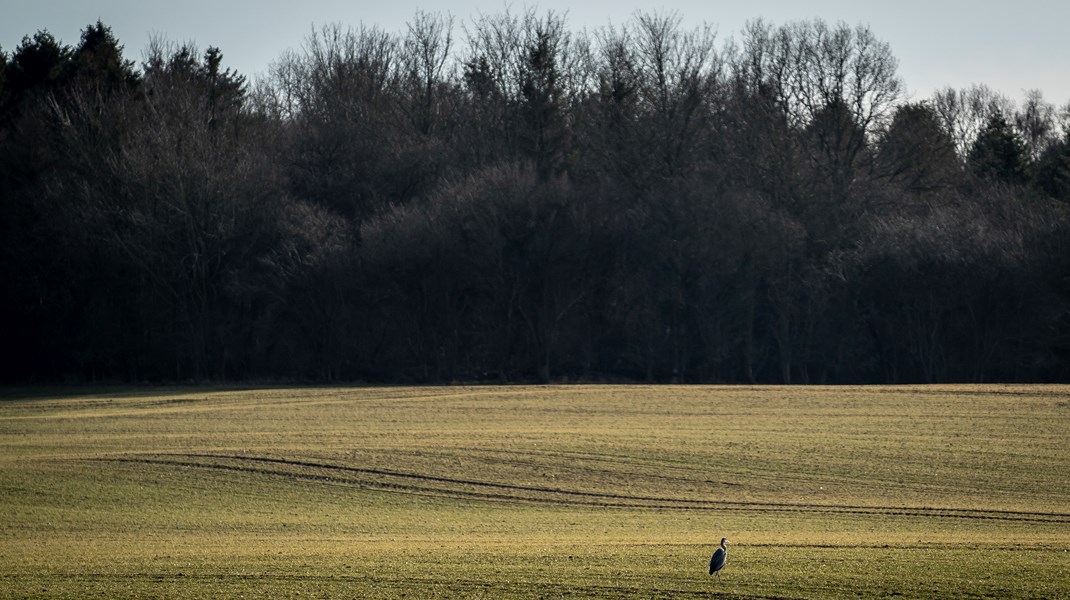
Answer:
3;11;1070;384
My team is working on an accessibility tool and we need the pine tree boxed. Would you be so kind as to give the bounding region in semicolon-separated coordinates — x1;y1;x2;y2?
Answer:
968;112;1028;185
71;21;139;92
1034;133;1070;201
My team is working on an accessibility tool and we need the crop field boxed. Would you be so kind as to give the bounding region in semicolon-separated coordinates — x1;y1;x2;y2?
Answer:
1;385;1068;598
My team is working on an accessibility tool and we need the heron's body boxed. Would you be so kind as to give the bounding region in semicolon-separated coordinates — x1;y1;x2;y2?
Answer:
709;538;729;575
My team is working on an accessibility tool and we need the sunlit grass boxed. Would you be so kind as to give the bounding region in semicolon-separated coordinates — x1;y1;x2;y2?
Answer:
2;385;1068;598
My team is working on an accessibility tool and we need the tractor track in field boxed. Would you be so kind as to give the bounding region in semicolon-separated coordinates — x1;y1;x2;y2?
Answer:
96;453;1070;525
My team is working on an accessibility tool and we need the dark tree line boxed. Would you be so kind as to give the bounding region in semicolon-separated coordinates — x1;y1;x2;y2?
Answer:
3;12;1070;384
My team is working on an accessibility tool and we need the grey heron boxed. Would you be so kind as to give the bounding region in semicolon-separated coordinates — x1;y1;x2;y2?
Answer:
709;538;729;575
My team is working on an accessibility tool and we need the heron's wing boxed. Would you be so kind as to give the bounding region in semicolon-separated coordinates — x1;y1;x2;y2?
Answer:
709;548;726;573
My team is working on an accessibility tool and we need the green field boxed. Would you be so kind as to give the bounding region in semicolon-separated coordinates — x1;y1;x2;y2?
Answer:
1;385;1068;598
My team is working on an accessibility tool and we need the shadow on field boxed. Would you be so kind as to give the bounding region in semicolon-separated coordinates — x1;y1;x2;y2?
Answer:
0;384;253;402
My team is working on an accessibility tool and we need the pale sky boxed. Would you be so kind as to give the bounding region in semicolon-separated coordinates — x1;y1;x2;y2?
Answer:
3;0;1068;105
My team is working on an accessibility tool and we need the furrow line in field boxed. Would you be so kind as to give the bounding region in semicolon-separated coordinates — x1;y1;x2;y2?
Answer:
94;454;1070;524
97;456;720;509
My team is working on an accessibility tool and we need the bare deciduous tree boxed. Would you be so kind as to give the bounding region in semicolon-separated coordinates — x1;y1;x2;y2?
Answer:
401;9;454;135
932;84;1015;161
